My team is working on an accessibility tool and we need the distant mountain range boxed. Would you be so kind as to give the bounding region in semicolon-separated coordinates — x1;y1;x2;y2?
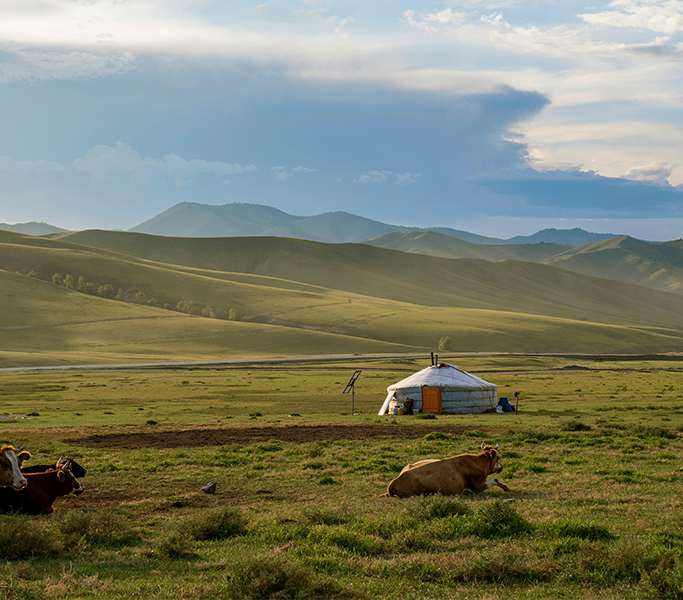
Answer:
128;202;619;247
0;222;68;235
364;230;683;296
0;202;620;246
363;231;572;262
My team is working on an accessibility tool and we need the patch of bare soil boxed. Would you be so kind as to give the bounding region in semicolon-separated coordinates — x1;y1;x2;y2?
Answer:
70;424;492;450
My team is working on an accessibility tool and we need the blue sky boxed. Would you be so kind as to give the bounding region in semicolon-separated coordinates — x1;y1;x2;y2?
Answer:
1;0;683;239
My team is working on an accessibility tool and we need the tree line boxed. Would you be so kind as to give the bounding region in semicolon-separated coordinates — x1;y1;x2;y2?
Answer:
46;271;240;320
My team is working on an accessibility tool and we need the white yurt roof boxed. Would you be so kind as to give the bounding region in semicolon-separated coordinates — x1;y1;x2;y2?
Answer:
388;363;496;393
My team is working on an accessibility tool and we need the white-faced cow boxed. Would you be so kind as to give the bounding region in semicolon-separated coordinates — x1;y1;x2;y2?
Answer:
0;466;84;514
0;445;30;490
382;442;510;498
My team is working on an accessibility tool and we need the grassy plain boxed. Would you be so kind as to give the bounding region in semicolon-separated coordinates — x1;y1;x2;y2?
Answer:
1;356;682;599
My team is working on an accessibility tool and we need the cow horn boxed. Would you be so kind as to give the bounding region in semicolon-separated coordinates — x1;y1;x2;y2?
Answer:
494;443;499;449
480;441;486;449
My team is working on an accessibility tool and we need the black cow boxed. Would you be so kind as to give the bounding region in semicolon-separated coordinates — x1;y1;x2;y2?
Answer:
21;456;86;479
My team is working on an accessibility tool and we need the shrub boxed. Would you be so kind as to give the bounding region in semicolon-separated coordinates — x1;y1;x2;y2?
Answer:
155;531;195;559
58;510;139;547
458;500;534;539
438;336;452;351
412;494;471;521
626;424;676;439
545;518;614;542
0;516;55;559
309;526;385;556
96;284;115;299
176;300;195;314
643;556;683;599
225;554;323;599
560;419;592;432
302;506;350;526
423;432;451;441
181;507;246;541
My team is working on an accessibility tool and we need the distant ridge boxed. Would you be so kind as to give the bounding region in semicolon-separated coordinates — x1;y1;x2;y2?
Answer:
0;221;68;235
129;202;620;246
544;236;683;294
129;202;504;244
362;231;571;262
507;227;617;246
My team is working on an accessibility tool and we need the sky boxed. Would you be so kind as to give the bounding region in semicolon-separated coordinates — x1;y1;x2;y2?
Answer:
1;0;683;240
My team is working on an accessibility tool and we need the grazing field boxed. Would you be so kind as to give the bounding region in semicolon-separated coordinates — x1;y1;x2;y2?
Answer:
1;356;682;599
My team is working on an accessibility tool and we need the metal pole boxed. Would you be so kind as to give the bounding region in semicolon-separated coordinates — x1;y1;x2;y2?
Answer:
352;384;355;415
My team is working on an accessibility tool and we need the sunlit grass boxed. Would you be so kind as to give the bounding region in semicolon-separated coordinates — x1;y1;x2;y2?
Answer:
0;357;682;598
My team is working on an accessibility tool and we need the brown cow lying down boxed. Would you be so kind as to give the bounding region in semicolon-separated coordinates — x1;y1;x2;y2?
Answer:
0;466;84;514
382;442;510;498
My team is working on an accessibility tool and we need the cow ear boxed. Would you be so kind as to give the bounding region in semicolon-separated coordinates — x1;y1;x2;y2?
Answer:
58;471;65;482
17;451;31;466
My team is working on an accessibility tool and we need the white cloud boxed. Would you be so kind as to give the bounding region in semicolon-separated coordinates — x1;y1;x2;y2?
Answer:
395;172;422;186
581;1;683;34
623;161;673;184
333;16;354;34
271;165;316;180
0;156;66;176
516;117;683;185
73;142;257;186
480;13;509;27
0;48;137;83
355;170;391;184
403;9;467;33
271;166;289;180
0;142;259;187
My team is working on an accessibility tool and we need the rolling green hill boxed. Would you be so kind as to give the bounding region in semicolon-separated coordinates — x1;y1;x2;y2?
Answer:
362;231;570;262
48;229;683;327
5;228;683;365
544;236;683;294
0;270;413;367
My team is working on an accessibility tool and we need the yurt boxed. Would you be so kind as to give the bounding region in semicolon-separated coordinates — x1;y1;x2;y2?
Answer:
378;363;497;415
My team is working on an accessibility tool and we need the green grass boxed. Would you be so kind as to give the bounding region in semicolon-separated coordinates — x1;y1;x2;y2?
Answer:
1;357;683;598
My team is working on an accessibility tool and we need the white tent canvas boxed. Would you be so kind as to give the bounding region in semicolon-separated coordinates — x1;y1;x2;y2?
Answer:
378;363;497;415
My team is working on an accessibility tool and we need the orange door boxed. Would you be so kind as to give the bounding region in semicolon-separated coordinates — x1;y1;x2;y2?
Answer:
422;386;442;414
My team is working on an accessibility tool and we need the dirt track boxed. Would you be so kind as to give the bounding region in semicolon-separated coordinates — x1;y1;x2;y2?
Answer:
70;424;490;450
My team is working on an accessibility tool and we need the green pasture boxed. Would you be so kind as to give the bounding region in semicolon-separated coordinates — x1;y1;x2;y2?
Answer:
4;265;683;369
2;355;683;429
0;356;682;599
